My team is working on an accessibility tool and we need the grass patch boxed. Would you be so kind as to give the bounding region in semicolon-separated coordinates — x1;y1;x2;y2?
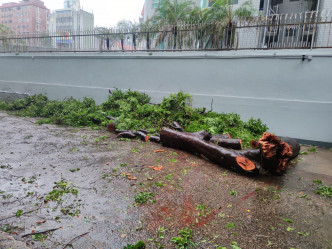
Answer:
134;192;155;204
308;146;317;153
314;185;332;198
124;240;146;249
171;227;197;248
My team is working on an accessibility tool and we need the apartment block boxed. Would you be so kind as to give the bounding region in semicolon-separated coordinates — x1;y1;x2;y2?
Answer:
49;0;93;33
48;0;94;49
0;0;49;34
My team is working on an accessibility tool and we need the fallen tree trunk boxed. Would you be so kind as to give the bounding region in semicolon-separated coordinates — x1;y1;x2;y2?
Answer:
116;131;136;139
191;130;212;141
250;134;300;173
160;128;260;174
210;138;242;150
134;131;149;142
257;133;294;174
160;128;294;174
280;137;300;160
149;136;161;143
211;134;231;139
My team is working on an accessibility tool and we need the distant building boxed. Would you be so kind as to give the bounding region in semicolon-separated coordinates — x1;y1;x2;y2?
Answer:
49;0;94;49
0;0;49;34
63;0;80;10
49;0;93;33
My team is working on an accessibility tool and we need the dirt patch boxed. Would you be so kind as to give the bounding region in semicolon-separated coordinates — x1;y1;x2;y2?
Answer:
0;111;331;249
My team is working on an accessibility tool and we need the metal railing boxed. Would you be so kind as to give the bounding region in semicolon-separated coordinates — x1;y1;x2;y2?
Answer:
1;11;332;53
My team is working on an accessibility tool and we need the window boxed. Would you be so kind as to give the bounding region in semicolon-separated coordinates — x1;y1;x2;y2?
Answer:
259;0;264;10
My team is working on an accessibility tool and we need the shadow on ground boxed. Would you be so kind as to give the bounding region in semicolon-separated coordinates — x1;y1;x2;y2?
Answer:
0;111;331;249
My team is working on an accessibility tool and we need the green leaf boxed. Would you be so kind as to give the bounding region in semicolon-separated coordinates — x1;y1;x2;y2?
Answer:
231;241;241;249
226;222;235;229
307;146;317;153
282;218;293;223
15;210;23;217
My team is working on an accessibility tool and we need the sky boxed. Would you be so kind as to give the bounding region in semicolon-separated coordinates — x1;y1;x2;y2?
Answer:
0;0;145;27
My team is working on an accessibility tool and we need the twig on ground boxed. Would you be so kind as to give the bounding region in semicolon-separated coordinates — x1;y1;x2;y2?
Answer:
1;196;26;205
62;232;89;249
0;205;43;222
22;227;61;238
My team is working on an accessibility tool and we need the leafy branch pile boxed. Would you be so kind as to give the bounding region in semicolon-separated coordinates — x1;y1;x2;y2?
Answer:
0;89;268;146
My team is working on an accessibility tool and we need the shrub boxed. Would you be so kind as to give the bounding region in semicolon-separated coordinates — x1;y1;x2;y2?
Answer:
0;90;268;146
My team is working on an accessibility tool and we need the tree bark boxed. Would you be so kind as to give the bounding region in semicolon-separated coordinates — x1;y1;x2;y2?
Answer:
134;131;149;142
210;138;242;150
160;128;295;175
149;136;161;143
250;134;300;173
116;131;136;139
160;128;259;174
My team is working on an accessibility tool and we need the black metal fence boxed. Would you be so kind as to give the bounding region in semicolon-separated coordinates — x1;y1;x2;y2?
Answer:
1;11;332;52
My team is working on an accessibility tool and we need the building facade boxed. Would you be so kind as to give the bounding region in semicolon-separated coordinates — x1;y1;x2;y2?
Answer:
49;9;94;32
63;0;80;10
48;0;94;49
143;0;332;22
260;0;332;48
0;0;49;34
49;0;93;33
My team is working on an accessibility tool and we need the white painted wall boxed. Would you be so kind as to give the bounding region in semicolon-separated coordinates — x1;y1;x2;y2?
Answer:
0;49;332;145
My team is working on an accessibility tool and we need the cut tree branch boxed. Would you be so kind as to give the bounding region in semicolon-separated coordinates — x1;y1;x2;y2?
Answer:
160;128;295;174
160;128;259;174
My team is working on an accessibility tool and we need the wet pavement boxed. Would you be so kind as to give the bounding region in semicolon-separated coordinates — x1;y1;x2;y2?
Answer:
0;111;331;249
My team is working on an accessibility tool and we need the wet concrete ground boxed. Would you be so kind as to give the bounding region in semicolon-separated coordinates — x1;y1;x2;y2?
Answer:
0;111;331;249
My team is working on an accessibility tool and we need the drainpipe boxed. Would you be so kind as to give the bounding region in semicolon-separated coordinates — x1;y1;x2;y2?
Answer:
310;0;321;50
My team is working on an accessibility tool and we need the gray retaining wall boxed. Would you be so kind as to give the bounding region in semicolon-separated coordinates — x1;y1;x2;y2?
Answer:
0;50;331;145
